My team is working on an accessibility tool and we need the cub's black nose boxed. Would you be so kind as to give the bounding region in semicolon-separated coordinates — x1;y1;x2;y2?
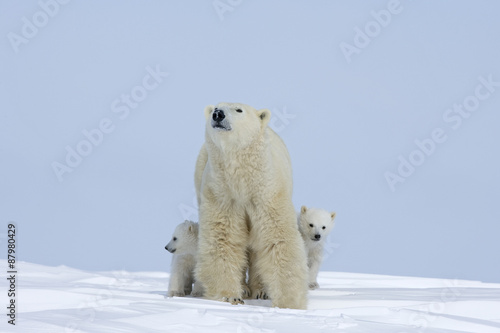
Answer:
315;234;321;240
213;109;225;122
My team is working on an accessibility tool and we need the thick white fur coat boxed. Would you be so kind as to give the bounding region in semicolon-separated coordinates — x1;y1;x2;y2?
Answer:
194;102;308;309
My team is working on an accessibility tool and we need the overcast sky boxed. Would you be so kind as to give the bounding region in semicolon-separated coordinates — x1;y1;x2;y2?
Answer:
1;0;499;282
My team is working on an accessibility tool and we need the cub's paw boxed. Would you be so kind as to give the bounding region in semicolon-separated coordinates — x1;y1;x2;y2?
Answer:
308;282;319;290
167;290;186;297
222;296;244;305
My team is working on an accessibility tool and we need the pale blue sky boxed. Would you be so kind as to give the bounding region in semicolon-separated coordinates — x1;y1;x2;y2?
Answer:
1;0;499;282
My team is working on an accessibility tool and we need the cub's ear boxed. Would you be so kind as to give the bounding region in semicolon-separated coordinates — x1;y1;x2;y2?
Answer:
185;220;194;233
331;212;336;220
204;105;215;119
301;206;308;214
257;108;271;127
189;223;198;235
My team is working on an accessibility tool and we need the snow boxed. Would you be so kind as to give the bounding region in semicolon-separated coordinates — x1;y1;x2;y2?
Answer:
4;261;500;332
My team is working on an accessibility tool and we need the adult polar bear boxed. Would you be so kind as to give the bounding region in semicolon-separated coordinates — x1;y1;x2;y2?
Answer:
194;102;308;309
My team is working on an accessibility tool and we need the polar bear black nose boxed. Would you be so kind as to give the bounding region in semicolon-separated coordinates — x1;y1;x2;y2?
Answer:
213;109;225;122
315;234;321;240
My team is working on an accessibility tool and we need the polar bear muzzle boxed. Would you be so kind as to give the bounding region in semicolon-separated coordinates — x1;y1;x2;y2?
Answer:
211;108;231;131
165;245;176;253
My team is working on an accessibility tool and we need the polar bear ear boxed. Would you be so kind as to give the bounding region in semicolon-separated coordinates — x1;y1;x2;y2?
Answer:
204;105;215;119
188;223;198;235
331;212;336;220
301;206;308;214
257;109;271;127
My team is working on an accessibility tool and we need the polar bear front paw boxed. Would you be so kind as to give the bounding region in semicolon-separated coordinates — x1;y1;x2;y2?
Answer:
167;290;186;297
242;284;252;299
308;282;319;290
254;289;269;300
191;290;203;297
222;296;244;305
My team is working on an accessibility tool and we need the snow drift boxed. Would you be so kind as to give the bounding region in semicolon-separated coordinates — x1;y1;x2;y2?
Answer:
3;260;500;332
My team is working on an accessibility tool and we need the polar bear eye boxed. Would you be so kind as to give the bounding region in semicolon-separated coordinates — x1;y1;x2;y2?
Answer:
322;226;326;230
309;224;313;228
173;237;177;241
236;108;243;113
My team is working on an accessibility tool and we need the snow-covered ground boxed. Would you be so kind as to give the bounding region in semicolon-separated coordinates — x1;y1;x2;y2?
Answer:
4;261;500;332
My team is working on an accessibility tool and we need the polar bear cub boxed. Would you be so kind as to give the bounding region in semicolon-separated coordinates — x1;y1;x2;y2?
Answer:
165;220;204;297
298;206;336;290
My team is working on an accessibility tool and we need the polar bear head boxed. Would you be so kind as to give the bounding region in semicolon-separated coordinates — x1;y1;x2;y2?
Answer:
204;102;271;148
298;206;336;243
165;220;199;255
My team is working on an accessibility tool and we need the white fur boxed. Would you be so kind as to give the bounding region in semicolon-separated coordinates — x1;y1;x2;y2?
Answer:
194;102;308;309
165;220;204;297
297;206;336;290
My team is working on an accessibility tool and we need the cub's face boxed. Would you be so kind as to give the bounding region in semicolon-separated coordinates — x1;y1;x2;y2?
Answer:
299;206;336;243
165;220;198;255
204;102;271;148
